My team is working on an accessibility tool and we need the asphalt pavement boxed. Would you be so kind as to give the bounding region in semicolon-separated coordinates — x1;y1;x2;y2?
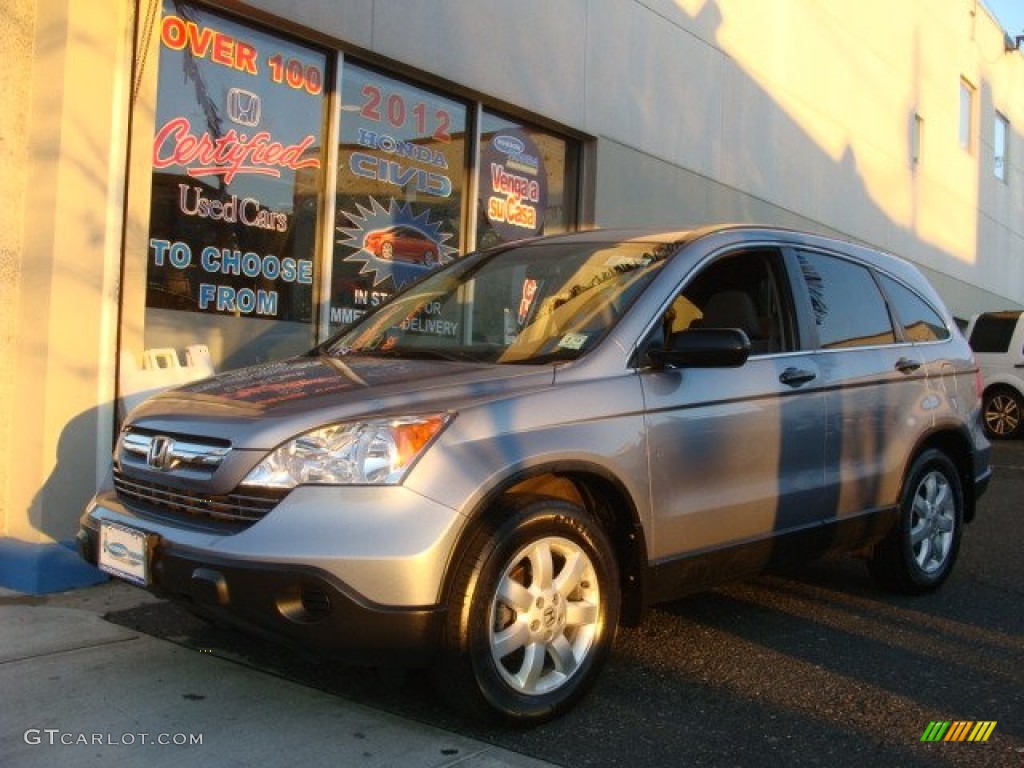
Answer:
0;580;555;768
4;441;1023;767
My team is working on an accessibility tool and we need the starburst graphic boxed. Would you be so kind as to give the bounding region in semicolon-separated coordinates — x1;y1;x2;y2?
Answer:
336;198;457;289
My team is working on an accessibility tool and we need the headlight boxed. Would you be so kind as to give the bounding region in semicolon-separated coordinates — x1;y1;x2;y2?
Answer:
240;414;450;489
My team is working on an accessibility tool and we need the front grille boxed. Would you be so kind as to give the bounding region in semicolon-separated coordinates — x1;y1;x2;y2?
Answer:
118;430;229;476
113;469;285;525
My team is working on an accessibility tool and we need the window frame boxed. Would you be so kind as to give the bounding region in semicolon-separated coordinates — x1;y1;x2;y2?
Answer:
911;112;924;167
642;247;799;360
994;110;1010;182
959;77;976;152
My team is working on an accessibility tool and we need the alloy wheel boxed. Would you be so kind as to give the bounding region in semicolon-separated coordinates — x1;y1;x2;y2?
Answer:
488;535;601;696
909;469;955;574
984;392;1021;437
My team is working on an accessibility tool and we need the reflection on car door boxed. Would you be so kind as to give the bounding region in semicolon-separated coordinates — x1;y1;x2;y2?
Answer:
794;249;931;523
641;249;826;596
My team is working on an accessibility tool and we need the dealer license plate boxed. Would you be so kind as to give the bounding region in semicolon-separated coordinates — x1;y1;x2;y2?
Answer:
98;522;150;586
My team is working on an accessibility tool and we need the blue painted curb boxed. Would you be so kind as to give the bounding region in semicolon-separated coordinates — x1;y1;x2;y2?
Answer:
0;538;109;594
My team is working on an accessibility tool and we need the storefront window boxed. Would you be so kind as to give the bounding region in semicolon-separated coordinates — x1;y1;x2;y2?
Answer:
123;4;582;395
328;63;469;333
140;1;329;370
477;111;579;249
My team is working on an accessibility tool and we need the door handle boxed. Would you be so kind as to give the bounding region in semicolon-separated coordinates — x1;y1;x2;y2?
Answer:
779;367;816;387
895;357;922;374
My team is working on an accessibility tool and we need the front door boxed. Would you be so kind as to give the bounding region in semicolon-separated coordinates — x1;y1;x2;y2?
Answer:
641;248;826;593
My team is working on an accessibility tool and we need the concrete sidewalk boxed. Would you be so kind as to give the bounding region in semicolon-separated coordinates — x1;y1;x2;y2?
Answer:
0;581;556;768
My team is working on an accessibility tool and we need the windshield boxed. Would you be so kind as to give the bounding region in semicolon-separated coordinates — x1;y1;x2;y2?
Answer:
325;238;673;364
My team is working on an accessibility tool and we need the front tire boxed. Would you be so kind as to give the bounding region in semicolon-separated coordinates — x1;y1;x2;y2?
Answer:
868;449;963;594
435;495;620;725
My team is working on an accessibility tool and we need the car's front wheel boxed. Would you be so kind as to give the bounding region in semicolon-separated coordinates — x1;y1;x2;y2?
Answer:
435;495;620;725
868;449;963;594
982;386;1024;439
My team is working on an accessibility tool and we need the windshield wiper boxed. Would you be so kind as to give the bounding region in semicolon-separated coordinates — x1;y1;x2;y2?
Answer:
334;347;484;363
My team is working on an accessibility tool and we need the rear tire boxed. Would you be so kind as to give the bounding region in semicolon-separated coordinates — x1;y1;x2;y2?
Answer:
434;495;620;725
868;449;963;594
982;387;1024;439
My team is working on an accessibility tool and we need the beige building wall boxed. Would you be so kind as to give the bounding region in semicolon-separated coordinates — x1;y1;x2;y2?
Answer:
3;0;1023;590
241;0;1023;314
1;0;35;547
585;0;1023;318
1;0;129;588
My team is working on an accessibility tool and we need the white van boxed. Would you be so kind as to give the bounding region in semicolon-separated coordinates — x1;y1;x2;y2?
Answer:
966;310;1024;438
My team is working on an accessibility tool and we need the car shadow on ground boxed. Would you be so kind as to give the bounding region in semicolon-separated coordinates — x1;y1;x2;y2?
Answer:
105;550;1023;768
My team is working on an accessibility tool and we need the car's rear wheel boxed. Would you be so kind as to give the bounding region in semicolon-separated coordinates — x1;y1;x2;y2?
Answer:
868;449;963;594
982;387;1023;439
434;495;620;725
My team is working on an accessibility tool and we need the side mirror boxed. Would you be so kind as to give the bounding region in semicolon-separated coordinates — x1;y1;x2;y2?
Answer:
647;328;751;369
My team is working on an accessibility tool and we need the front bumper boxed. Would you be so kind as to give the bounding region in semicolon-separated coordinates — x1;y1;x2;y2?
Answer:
78;484;466;664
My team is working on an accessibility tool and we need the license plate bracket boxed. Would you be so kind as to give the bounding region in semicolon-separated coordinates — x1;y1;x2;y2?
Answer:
98;522;154;586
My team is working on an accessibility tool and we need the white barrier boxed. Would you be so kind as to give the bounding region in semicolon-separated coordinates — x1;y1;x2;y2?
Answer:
119;344;215;417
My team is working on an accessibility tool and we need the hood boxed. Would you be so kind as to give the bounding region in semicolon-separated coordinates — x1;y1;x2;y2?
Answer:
125;354;555;449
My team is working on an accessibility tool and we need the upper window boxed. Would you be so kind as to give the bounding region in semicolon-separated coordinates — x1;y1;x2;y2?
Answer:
326;66;582;335
959;78;975;151
142;1;330;367
664;249;793;355
995;112;1009;181
911;113;924;166
796;251;895;349
329;62;470;334
477;111;580;249
969;312;1022;354
878;275;949;343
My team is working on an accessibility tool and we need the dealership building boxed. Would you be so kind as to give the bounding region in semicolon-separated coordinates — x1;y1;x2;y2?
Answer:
3;0;1023;591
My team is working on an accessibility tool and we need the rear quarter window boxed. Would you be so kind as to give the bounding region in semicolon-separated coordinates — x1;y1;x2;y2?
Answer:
878;274;950;342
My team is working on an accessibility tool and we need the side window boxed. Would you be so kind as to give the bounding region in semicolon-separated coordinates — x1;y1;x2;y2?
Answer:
968;312;1020;353
665;249;792;355
796;250;895;349
878;275;950;342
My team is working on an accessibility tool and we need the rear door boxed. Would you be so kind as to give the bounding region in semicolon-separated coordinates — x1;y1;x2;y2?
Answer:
790;248;924;523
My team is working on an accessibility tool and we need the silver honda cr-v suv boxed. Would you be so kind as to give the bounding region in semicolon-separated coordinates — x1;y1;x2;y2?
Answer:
80;225;991;724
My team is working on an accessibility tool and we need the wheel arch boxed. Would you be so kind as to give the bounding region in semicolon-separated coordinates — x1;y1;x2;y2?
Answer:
908;426;979;523
981;377;1024;398
982;380;1024;407
443;461;649;627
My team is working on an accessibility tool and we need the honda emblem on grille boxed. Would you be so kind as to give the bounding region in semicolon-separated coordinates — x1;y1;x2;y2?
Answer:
147;436;176;471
